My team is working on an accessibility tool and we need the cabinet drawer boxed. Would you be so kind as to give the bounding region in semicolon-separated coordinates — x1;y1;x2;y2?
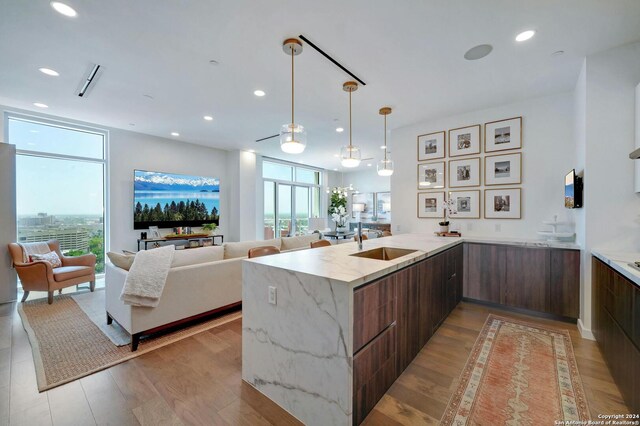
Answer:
353;275;396;353
353;324;397;425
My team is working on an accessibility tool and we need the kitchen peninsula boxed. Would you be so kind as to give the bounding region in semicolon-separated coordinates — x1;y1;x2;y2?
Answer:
241;234;580;425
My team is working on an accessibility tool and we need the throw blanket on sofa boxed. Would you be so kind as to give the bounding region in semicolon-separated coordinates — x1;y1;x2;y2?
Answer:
120;245;175;307
18;241;52;263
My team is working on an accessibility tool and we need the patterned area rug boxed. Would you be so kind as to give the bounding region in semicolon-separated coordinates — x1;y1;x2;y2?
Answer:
441;315;590;425
18;295;242;392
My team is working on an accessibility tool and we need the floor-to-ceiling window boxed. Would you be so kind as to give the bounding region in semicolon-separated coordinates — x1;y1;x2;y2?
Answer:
7;115;107;281
262;159;321;238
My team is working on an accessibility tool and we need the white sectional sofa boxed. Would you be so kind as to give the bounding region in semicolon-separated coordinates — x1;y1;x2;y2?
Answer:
105;234;320;350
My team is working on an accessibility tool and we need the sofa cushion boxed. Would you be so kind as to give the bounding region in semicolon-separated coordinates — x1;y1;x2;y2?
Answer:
31;251;62;268
107;252;136;271
281;234;320;251
53;265;92;282
223;238;282;259
171;245;224;267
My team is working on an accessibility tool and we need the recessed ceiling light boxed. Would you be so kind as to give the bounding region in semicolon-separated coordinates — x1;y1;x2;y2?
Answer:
333;154;340;158
464;44;493;61
129;123;135;126
143;94;154;99
380;145;386;149
336;127;344;133
552;50;565;57
254;90;265;97
50;2;77;17
33;102;48;108
208;59;220;66
171;132;180;137
299;161;305;164
515;30;536;42
203;115;213;121
367;163;372;167
39;67;59;76
333;168;338;171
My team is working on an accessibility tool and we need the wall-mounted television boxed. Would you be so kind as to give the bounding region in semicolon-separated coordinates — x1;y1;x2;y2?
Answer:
564;169;583;209
133;170;220;230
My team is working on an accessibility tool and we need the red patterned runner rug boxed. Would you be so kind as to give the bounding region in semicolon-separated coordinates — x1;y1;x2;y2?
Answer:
441;314;590;425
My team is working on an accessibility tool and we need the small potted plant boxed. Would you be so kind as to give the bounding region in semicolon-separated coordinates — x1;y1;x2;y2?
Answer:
202;223;218;235
439;199;457;233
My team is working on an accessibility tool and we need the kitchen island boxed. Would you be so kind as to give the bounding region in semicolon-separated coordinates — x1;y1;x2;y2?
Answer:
241;234;580;425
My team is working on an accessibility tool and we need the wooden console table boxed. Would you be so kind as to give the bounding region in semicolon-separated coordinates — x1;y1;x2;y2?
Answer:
137;235;224;251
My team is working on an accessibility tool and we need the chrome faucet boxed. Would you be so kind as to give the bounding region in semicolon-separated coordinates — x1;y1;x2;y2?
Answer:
356;222;363;250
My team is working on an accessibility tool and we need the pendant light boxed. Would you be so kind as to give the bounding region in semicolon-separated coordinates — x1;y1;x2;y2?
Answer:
280;38;306;154
340;81;361;167
377;107;394;176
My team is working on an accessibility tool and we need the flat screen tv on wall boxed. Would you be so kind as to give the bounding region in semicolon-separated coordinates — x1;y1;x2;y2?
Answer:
133;170;220;230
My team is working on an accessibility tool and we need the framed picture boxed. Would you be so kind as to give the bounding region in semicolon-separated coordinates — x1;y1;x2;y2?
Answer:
418;162;445;189
375;192;391;221
485;153;522;186
417;131;445;161
449;124;481;157
148;226;160;238
351;192;374;220
449;157;480;188
417;192;444;219
484;188;522;219
448;190;481;219
485;117;522;152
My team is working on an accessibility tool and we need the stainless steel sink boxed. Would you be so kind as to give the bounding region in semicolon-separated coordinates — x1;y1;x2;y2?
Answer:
349;247;417;261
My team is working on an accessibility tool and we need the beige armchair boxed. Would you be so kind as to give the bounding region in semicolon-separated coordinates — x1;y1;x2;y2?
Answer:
8;240;96;304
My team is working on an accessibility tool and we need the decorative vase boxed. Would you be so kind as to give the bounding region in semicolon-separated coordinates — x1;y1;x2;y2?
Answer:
336;226;348;233
439;224;449;233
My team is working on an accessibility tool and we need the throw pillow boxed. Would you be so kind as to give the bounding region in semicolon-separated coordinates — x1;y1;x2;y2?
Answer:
107;251;136;271
31;251;62;268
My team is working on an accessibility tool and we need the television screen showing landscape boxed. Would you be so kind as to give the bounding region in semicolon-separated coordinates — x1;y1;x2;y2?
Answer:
565;171;575;208
133;170;220;229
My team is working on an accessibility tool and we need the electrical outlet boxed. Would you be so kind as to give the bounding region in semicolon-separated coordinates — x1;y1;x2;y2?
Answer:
495;223;502;232
268;286;277;305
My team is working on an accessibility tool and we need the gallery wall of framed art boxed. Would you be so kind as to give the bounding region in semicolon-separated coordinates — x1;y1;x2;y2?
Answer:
416;116;523;220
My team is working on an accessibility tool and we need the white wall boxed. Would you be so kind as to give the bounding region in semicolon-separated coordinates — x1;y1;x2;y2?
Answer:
226;150;257;242
579;41;640;335
109;128;231;252
391;92;575;238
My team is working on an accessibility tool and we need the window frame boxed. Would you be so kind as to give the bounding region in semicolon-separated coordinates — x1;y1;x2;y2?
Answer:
4;111;110;259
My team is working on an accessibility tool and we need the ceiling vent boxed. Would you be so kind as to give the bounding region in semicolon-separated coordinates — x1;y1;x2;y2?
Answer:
77;64;101;97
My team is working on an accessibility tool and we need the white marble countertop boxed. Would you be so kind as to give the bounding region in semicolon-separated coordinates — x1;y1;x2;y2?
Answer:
592;250;640;287
245;233;581;288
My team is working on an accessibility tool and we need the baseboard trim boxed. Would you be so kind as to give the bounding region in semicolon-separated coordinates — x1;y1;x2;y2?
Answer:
462;298;577;324
577;319;595;341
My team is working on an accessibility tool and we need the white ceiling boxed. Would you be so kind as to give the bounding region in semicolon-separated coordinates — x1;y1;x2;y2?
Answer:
1;0;640;170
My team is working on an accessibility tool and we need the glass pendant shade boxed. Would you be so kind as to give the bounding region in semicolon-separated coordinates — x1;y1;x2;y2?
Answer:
280;123;307;154
340;145;361;167
377;157;394;176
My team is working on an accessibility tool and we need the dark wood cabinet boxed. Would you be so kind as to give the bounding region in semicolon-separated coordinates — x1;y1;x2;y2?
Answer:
464;243;580;320
396;265;420;373
353;324;397;426
592;257;640;414
550;250;581;319
464;243;504;304
354;245;465;424
504;247;550;312
353;275;396;353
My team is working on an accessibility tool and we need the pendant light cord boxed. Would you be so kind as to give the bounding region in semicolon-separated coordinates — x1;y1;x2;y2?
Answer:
384;114;388;162
349;90;353;159
291;46;294;133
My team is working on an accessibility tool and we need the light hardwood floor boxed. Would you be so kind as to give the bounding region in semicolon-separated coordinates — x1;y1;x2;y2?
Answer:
0;299;630;425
